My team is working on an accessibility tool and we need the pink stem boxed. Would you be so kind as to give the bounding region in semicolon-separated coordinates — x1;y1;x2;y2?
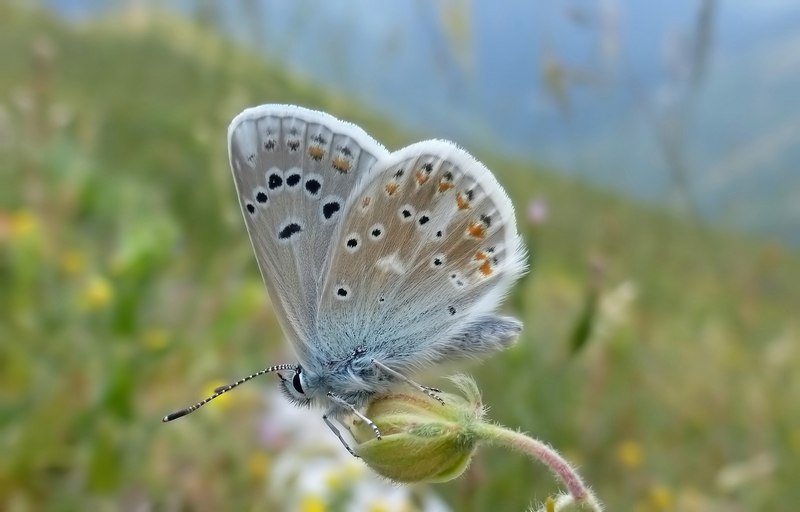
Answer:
476;423;597;506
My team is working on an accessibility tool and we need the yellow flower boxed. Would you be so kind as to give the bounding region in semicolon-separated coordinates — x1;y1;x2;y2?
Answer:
81;275;114;310
247;452;270;481
60;250;87;276
300;495;327;512
791;429;800;454
9;210;39;239
368;502;389;512
616;440;644;469
648;485;674;510
323;460;362;491
143;328;169;351
324;469;345;491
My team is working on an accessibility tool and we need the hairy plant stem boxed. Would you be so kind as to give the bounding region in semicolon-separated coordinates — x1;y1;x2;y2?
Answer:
474;423;601;511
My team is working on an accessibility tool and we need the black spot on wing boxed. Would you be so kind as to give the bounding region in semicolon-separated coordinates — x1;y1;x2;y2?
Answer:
322;201;341;220
335;284;352;300
286;173;301;187
278;222;302;240
268;173;283;190
305;179;321;196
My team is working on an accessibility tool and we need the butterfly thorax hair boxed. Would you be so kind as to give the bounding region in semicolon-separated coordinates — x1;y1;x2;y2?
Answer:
277;351;393;413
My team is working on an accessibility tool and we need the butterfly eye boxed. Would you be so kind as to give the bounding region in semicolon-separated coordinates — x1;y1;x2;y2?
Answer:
292;372;305;394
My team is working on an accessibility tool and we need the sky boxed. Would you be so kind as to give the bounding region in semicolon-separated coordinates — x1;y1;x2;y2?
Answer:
45;0;800;243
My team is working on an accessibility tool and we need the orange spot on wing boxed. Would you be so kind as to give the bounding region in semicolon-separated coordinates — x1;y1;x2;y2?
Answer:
479;260;493;276
467;221;486;239
308;146;325;160
438;181;454;193
332;156;351;173
456;193;471;210
474;250;489;261
415;170;430;185
385;182;399;196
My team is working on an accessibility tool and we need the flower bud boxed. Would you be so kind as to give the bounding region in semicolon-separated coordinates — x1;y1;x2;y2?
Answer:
349;375;485;483
531;493;604;512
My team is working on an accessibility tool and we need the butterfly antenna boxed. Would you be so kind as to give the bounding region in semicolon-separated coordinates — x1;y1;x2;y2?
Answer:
161;364;297;422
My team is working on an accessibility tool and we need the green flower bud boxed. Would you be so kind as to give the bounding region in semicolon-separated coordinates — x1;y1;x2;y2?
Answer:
345;375;602;511
349;375;485;483
531;493;604;512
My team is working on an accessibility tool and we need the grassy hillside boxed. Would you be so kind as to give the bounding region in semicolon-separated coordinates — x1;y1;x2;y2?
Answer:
2;4;799;511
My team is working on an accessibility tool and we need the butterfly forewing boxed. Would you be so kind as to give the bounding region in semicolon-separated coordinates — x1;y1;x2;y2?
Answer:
317;140;526;371
228;105;388;362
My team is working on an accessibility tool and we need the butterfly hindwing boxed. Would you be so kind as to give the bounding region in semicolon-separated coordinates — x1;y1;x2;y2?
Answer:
228;105;388;362
317;140;526;371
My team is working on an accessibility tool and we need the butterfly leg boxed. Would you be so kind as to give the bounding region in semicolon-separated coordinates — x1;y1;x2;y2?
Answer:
326;392;382;440
323;412;360;458
371;359;445;405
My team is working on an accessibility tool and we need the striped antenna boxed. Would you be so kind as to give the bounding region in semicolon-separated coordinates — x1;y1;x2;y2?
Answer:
162;364;297;422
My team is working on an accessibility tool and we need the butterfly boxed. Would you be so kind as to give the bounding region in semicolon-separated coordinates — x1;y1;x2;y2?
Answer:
163;105;527;455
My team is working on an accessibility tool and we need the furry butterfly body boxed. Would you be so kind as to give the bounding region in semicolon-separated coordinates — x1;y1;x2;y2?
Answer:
165;105;526;452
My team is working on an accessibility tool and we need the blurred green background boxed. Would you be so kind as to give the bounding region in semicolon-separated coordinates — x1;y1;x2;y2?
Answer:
1;1;799;511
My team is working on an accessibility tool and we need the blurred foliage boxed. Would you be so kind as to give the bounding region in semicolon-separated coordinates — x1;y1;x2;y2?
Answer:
1;3;799;511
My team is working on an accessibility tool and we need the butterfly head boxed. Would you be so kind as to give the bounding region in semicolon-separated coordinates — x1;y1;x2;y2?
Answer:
277;364;314;406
